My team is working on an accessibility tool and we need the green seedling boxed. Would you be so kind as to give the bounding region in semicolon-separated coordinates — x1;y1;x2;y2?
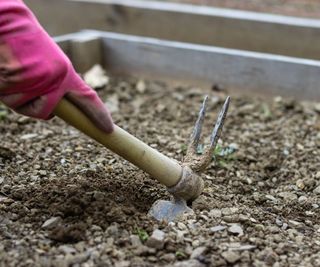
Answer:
261;103;272;119
135;228;149;242
175;251;187;259
0;104;8;121
180;144;188;155
213;144;237;169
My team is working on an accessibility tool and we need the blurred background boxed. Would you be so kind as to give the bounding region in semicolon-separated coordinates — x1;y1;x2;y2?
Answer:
152;0;320;18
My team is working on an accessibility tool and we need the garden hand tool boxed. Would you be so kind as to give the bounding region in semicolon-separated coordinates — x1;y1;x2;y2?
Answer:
54;96;230;222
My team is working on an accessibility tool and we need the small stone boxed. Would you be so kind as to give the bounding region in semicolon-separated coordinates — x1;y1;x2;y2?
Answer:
313;186;320;194
146;229;165;249
210;225;227;233
136;80;146;93
221;251;241;264
209;209;222;218
275;218;283;227
161;253;176;262
255;224;265;231
173;259;205;267
296;179;305;190
268;226;279;233
114;261;130;267
177;222;187;230
20;133;38;140
314;103;320;113
228;224;244;236
316;171;320;179
130;235;142;247
38;170;47;176
278;192;297;202
288;220;302;228
84;64;109;89
106;224;119;237
221;207;238;216
41;217;61;230
265;195;277;202
298;196;307;203
190;247;206;259
58;245;77;254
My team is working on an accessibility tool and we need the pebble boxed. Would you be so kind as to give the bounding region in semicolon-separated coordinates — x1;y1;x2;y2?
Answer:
106;224;119;237
190;246;206;259
173;259;205;267
84;64;109;89
58;245;77;254
266;195;277;202
255;224;265;232
228;224;244;236
282;223;288;230
20;133;38;140
114;261;130;267
221;208;239;216
146;229;165;249
161;253;176;262
298;196;308;203
288;220;302;228
41;217;61;230
313;186;320;194
275;218;283;227
278;192;297;202
130;235;142;247
136;80;146;94
221;251;241;264
209;209;222;218
210;225;227;233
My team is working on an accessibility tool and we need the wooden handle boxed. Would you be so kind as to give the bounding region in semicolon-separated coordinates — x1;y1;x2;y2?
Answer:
54;98;183;187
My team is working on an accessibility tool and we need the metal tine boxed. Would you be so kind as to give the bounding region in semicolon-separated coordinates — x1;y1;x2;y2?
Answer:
187;96;209;154
208;96;231;154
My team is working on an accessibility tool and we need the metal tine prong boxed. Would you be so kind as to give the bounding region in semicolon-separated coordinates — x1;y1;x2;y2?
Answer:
209;96;231;154
184;96;231;173
186;95;209;156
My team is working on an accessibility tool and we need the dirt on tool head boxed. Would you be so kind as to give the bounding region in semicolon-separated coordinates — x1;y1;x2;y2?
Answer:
1;76;320;266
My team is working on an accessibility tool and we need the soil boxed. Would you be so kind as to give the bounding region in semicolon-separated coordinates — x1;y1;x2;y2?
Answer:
163;0;320;19
0;76;320;267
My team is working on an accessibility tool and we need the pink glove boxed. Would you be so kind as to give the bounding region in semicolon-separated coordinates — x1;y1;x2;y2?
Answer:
0;0;114;133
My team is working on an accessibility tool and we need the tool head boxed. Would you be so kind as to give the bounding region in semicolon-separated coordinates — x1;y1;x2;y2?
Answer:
148;198;193;222
149;96;230;222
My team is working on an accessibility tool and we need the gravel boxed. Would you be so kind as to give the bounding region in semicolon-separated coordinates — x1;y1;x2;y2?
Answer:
0;75;320;266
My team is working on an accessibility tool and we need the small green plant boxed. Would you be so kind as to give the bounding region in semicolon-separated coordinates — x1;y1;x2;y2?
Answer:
180;144;188;155
135;228;149;242
213;144;237;169
0;104;8;121
261;103;272;119
175;251;187;258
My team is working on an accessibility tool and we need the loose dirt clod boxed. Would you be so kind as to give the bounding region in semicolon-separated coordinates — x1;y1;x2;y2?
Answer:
0;76;320;266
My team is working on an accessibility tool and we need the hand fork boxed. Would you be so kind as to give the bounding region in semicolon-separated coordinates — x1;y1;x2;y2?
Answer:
54;95;230;222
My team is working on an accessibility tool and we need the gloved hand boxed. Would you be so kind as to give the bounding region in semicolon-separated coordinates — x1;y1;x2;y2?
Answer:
0;0;114;133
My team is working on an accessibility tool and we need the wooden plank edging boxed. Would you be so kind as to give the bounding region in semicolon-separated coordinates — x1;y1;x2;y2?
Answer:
25;0;320;60
55;31;320;100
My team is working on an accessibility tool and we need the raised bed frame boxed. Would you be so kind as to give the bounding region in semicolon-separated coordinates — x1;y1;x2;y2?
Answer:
26;0;320;100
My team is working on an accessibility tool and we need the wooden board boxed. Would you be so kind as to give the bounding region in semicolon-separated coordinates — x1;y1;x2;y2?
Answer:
25;0;320;60
56;31;320;100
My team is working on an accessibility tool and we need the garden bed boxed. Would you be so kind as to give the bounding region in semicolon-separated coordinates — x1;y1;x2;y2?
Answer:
0;76;320;266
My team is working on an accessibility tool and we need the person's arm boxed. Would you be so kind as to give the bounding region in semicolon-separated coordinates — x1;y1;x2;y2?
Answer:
0;0;113;133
